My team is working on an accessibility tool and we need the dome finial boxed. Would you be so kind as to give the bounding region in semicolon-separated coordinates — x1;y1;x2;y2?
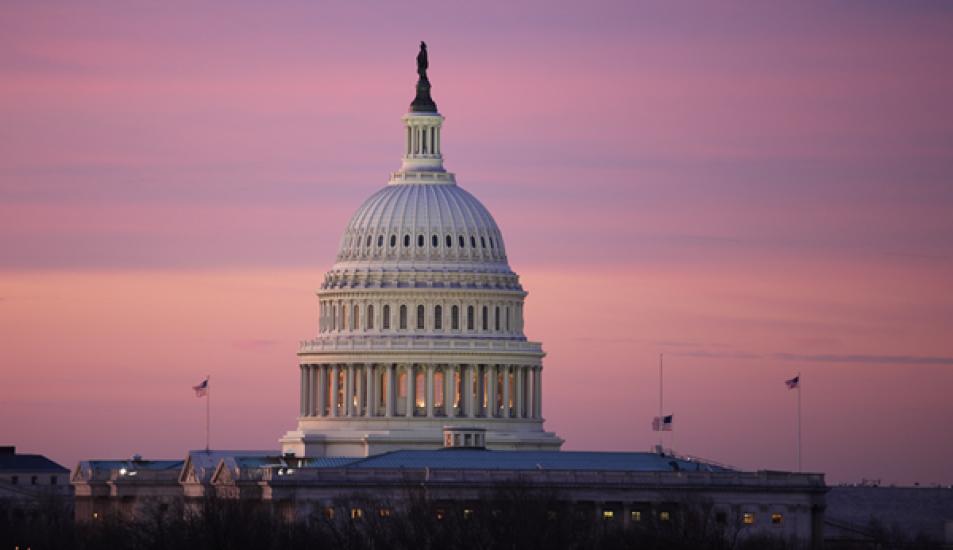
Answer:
410;41;437;113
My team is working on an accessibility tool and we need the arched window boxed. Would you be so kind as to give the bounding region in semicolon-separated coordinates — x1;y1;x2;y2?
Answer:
434;305;443;330
342;305;348;331
367;305;374;329
331;304;337;331
482;306;488;330
417;305;425;330
432;235;438;247
390;235;396;247
458;235;465;248
404;235;410;247
399;305;407;330
495;306;500;331
489;237;494;249
366;235;372;247
445;235;452;248
481;236;486;248
377;235;384;247
467;306;474;330
352;304;359;330
505;306;510;331
382;305;390;329
417;234;424;247
451;305;459;330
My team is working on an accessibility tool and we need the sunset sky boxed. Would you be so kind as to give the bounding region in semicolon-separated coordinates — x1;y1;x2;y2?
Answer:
2;1;952;485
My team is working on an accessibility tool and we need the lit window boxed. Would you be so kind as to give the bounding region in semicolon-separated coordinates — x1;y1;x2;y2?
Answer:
379;507;392;518
435;508;445;520
659;511;671;522
743;512;755;525
324;507;335;519
92;512;99;519
416;305;425;330
602;510;615;520
350;508;364;520
631;511;641;522
771;513;783;525
463;508;474;520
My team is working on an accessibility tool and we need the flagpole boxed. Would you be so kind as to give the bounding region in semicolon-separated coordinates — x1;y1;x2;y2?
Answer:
659;354;663;449
206;374;211;452
797;372;801;472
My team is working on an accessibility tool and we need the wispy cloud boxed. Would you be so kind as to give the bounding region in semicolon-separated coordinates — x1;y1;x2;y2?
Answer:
773;353;953;366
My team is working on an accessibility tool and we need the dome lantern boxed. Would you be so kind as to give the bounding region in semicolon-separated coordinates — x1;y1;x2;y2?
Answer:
394;41;453;181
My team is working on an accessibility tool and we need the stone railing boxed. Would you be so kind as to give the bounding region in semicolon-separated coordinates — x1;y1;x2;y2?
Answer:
298;336;543;355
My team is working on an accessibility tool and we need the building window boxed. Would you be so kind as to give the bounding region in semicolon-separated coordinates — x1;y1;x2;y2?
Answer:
771;513;783;525
463;508;474;520
418;234;424;247
659;511;671;522
631;511;641;522
352;305;359;330
432;235;438;247
434;305;443;330
404;234;410;247
482;306;488;330
467;306;474;330
342;306;348;331
399;305;407;329
451;305;459;330
378;507;392;518
377;235;383;247
389;235;396;247
366;235;372;247
445;235;452;248
505;306;510;331
470;236;476;248
458;235;465;247
350;508;364;520
743;512;755;525
489;236;494;249
602;510;615;520
481;236;486;248
367;305;374;329
383;305;391;329
435;508;446;521
417;305;425;330
331;306;337;330
323;507;335;520
495;306;500;331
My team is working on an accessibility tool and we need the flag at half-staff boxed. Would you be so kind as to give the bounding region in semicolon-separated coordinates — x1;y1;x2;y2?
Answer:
652;414;673;431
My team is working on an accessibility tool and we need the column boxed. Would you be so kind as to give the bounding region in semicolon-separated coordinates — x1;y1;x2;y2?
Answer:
515;366;524;418
525;366;534;419
345;365;354;416
465;365;475;418
317;365;327;417
487;365;497;418
405;365;415;417
426;365;435;418
535;367;543;419
330;364;340;417
300;366;307;417
307;365;315;416
370;364;379;417
443;366;453;417
476;365;485;416
385;364;394;417
355;365;364;416
502;365;511;418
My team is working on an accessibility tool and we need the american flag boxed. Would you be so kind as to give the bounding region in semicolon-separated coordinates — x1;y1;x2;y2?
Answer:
652;415;673;431
193;378;209;397
785;375;800;390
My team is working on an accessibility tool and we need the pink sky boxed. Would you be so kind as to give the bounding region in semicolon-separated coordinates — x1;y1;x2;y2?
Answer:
2;2;952;484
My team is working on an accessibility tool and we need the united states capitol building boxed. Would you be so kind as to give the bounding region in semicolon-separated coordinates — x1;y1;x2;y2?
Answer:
70;45;828;547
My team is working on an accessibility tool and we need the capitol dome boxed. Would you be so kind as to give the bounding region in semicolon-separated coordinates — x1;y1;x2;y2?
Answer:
281;43;563;458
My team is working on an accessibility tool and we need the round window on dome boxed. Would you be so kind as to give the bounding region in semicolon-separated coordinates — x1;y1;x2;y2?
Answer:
417;235;424;247
390;235;397;247
432;235;438;247
445;235;452;248
404;235;410;247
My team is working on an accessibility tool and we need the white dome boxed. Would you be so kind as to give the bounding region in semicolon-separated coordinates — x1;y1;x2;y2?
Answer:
334;181;509;269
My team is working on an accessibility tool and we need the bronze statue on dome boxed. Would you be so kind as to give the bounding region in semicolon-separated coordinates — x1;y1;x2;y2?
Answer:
417;41;429;80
